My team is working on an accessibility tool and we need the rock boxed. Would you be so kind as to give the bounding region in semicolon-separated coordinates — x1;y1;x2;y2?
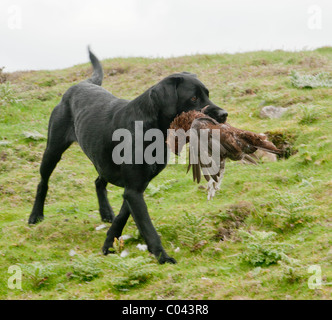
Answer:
254;149;277;162
23;130;46;141
260;106;288;119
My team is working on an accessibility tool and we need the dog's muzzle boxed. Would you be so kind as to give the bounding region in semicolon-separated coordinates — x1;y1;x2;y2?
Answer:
201;105;228;123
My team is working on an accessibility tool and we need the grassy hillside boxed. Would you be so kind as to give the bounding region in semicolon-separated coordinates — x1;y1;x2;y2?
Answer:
0;48;331;300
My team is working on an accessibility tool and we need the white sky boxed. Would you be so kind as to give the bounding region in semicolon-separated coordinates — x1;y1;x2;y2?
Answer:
1;0;331;72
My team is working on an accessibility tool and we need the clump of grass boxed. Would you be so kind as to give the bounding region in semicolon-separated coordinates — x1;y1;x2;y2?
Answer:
69;255;103;281
263;192;316;232
107;256;158;290
264;129;298;159
20;262;56;288
37;79;57;88
239;230;291;267
0;82;21;106
146;179;177;196
215;201;254;241
55;205;80;215
177;212;209;251
296;144;318;165
290;71;332;88
278;259;306;284
0;67;7;84
298;105;321;125
260;91;284;105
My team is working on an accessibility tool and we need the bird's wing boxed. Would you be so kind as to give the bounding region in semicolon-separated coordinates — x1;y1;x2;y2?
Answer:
237;130;282;155
218;126;247;160
187;118;225;184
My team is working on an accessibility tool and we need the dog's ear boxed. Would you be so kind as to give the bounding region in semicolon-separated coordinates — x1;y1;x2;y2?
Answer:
150;75;183;118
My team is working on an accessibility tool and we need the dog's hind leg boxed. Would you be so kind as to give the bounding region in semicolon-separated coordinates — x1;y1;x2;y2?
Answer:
95;176;115;222
28;142;72;224
29;105;75;224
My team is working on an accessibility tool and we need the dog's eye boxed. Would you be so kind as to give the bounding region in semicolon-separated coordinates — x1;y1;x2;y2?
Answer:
191;96;197;102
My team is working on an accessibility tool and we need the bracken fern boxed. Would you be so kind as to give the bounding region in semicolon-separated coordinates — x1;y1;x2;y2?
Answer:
290;71;332;88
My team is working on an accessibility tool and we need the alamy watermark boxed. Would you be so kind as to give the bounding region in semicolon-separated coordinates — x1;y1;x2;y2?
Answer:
6;4;324;31
307;265;322;289
6;263;330;290
307;5;322;30
112;122;222;176
7;5;22;30
7;265;22;290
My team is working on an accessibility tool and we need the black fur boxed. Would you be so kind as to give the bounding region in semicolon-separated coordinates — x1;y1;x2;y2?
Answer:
29;48;228;264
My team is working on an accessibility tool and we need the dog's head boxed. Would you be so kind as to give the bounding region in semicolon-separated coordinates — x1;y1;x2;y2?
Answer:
150;72;228;123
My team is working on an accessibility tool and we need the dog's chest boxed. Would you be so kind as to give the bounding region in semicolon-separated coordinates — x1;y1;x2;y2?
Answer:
148;163;167;180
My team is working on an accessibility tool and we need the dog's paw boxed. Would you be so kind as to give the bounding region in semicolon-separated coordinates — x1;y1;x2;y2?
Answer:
101;216;114;223
28;214;44;225
158;255;177;265
102;246;115;256
100;211;115;223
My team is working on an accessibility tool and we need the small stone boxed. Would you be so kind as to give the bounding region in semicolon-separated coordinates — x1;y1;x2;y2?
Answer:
95;224;107;231
120;250;129;258
69;249;76;257
260;106;288;119
136;244;148;251
254;149;277;162
119;234;133;241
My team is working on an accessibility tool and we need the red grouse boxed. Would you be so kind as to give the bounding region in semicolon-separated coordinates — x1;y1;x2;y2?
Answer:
167;110;281;200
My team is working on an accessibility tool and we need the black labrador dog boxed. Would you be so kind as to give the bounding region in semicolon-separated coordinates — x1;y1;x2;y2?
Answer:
29;49;228;264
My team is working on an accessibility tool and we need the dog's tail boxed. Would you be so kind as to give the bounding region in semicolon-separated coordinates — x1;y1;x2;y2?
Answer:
87;46;103;86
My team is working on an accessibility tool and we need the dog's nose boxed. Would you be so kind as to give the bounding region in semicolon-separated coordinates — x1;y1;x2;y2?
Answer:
218;110;228;123
201;105;228;123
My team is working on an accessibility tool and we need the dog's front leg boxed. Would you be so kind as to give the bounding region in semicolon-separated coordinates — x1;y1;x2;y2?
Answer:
102;200;131;254
122;188;176;264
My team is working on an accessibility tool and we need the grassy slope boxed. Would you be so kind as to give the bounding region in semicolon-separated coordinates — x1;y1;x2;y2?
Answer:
0;48;331;300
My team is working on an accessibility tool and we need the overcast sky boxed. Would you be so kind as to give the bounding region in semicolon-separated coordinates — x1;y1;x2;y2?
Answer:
1;0;331;72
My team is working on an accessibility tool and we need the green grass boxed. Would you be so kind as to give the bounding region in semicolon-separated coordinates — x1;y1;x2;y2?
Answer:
1;48;332;300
